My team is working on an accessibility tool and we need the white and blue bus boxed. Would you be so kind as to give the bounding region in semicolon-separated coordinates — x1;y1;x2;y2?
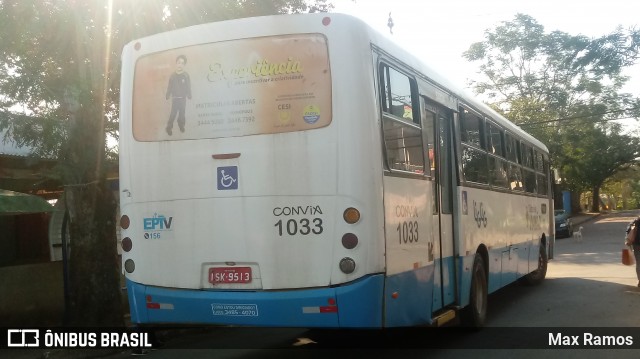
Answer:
119;13;553;328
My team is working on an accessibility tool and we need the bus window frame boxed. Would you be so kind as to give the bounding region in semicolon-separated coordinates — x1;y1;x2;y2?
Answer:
379;62;426;178
460;106;485;150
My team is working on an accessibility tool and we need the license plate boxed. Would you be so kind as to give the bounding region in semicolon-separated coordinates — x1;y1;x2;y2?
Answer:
209;267;252;284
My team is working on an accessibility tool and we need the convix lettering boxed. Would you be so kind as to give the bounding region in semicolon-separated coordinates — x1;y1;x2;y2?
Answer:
273;206;323;216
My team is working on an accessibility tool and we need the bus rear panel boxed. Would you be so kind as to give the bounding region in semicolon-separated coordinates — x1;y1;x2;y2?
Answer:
120;14;387;328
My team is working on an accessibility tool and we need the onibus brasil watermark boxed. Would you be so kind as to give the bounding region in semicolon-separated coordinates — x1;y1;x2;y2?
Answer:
6;329;153;348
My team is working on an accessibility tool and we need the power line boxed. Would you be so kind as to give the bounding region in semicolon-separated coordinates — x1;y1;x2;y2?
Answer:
517;106;640;128
521;116;638;129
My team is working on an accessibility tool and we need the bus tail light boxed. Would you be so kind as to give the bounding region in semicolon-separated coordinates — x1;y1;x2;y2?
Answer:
120;215;130;229
122;237;132;252
302;298;337;314
146;302;175;310
339;257;356;274
341;233;358;249
343;207;360;224
145;296;175;310
124;259;135;273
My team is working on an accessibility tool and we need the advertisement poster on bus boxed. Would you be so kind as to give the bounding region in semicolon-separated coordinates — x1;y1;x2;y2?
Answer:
132;34;332;141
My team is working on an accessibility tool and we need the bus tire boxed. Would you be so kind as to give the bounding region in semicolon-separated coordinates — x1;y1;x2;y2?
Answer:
522;243;547;285
462;254;487;328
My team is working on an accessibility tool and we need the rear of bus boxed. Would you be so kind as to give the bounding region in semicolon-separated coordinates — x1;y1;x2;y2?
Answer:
119;14;387;327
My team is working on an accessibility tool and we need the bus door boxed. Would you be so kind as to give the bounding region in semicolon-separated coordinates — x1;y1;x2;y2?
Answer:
423;97;457;312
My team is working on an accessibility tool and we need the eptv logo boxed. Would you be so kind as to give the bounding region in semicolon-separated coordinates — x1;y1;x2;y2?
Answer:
7;329;39;347
143;214;173;231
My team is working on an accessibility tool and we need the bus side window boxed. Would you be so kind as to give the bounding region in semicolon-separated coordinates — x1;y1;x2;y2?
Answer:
380;64;424;174
521;143;537;193
489;157;509;188
460;108;483;148
508;163;524;191
460;107;489;185
461;146;489;184
505;133;518;163
536;152;549;195
486;121;504;157
381;65;418;124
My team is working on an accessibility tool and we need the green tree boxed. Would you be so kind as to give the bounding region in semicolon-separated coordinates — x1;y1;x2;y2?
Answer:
464;14;640;212
0;0;333;326
602;164;640;209
559;121;640;211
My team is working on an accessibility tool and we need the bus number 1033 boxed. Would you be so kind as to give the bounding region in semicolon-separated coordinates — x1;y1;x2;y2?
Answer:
398;221;419;244
275;218;323;236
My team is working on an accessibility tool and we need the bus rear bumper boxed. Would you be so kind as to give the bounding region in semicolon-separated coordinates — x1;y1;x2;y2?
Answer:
126;275;384;328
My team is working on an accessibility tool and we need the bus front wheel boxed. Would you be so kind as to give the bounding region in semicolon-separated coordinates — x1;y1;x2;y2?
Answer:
462;253;487;328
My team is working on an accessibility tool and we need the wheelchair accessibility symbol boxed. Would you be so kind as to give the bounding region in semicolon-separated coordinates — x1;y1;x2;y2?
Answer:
217;166;238;190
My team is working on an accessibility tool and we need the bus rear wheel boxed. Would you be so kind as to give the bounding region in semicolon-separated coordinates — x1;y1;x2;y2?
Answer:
462;254;487;328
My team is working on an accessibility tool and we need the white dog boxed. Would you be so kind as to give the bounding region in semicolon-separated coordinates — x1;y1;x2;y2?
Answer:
573;226;584;242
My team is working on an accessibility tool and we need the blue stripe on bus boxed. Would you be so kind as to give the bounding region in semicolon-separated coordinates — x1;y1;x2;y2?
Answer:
457;242;539;308
127;245;538;328
126;274;384;328
127;276;149;324
383;264;435;327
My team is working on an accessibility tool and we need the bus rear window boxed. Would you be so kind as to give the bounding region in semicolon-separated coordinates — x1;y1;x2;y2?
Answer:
132;34;332;141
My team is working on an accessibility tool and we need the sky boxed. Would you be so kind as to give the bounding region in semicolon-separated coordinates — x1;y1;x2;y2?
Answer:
332;0;640;100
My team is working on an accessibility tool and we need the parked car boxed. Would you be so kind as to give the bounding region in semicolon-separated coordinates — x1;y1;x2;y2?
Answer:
555;209;573;238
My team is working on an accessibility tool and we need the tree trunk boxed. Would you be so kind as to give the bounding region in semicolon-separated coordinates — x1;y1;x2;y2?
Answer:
570;191;582;214
62;85;123;327
65;184;123;326
591;186;600;213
